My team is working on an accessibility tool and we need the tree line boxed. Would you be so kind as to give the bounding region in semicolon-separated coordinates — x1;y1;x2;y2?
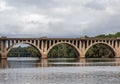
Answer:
8;44;79;58
48;44;79;58
86;44;114;58
8;46;40;57
95;32;120;38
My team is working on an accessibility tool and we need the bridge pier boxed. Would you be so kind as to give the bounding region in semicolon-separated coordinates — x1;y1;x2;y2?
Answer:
115;48;120;58
0;37;7;59
79;50;86;58
41;52;47;59
1;53;7;59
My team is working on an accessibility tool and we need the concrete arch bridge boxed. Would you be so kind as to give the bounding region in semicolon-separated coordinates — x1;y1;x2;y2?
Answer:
0;36;120;59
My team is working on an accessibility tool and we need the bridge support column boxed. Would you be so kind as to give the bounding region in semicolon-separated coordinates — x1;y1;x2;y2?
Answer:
0;38;7;59
41;52;47;59
1;53;7;59
80;52;85;58
78;48;86;58
41;40;48;59
115;48;120;58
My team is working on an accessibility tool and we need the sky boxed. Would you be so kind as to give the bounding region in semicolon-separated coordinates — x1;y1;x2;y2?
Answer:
0;0;120;38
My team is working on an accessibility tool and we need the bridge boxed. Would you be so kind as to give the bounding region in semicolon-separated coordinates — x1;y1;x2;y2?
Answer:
0;36;120;59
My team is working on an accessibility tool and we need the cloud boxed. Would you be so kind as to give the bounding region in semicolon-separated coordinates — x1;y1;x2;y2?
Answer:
0;0;14;12
0;0;120;37
84;0;106;10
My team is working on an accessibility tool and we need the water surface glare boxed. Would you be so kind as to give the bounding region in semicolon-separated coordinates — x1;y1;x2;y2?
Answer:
0;58;120;84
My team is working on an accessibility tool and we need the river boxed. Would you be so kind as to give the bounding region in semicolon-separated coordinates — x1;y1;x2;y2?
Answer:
0;58;120;84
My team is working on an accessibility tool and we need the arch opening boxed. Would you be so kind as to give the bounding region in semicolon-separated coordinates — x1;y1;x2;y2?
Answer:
48;43;80;58
85;43;115;58
7;43;41;58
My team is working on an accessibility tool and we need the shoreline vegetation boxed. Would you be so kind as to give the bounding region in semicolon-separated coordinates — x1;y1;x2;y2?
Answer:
88;32;120;38
8;32;120;58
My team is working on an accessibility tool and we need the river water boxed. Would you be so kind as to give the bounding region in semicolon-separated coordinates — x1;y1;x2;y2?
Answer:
1;58;120;84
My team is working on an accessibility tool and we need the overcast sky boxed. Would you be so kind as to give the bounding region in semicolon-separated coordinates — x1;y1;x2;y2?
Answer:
0;0;120;38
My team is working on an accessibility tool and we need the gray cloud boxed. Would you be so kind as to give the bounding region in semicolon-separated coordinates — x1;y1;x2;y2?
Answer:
0;0;120;37
84;1;106;10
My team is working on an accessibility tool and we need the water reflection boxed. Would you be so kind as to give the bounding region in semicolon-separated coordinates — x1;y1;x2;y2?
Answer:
0;59;8;68
36;59;48;67
1;58;120;84
0;58;120;68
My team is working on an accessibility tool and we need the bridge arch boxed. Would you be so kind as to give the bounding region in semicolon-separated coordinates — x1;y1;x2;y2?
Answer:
7;42;42;57
85;42;117;57
47;42;80;58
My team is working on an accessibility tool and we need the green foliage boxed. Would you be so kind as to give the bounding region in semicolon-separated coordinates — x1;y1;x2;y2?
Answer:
95;32;120;38
95;34;106;38
86;44;114;58
48;44;79;58
8;46;40;57
8;44;79;58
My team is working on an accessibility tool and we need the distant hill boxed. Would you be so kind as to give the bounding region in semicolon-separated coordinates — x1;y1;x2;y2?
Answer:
95;32;120;38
